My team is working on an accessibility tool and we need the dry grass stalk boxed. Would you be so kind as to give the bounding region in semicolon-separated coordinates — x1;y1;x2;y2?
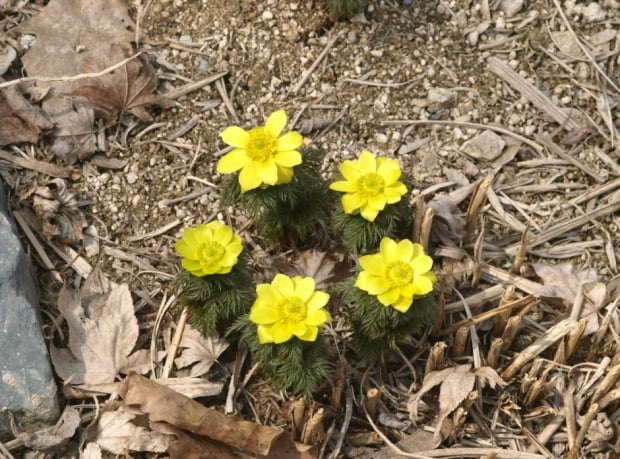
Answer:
465;175;493;243
301;408;326;445
564;382;577;450
330;357;347;408
164;71;228;99
502;319;576;380
510;226;529;274
364;388;381;420
471;225;484;288
412;195;424;244
535;134;606;183
452;326;469;358
0;148;71;179
347;431;383;446
569;403;600;458
493;285;516;335
425;341;447;374
419;207;434;254
564;318;587;361
486;338;503;368
590;363;620;404
500;315;523;353
588;298;620;361
291;397;307;440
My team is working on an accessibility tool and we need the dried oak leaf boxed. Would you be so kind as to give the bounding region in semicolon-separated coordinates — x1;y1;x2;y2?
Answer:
0;84;53;145
274;249;349;290
71;44;174;122
174;326;229;377
50;266;150;384
10;405;80;454
89;409;171;455
32;178;87;244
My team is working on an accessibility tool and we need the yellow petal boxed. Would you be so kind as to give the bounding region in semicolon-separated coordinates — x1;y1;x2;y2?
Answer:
307;291;330;310
175;240;198;259
412;275;434;295
273;149;302;167
377;159;402;185
340;160;360;181
257;160;278;185
392;296;413;312
358;150;377;174
359;254;385;276
411;253;433;274
306;308;330;326
238;162;262;192
296;325;318;342
378;288;400;306
360;204;379;222
341;193;366;214
272;273;295;297
276;165;294;184
214;224;233;245
380;237;398;261
264;110;287;138
396;239;414;262
329;180;355;192
356;271;390;295
181;258;203;275
293;277;315;301
221;126;250;148
257;325;274;343
249;304;279;324
270;322;293;343
276;132;303;151
384;184;406;203
256;284;283;305
218;149;250;173
367;194;387;211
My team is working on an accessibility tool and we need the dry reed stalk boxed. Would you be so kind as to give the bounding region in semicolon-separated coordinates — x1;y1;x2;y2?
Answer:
452;326;469;358
486;338;503;368
465;175;493;243
364;388;381;420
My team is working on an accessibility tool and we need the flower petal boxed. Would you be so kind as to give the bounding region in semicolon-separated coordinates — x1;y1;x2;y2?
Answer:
249;302;279;324
276;132;303;151
329;180;356;192
412;275;434;295
296;325;318;342
307;291;330;311
270;322;293;343
384;183;407;203
213;224;233;245
257;160;278;185
306;308;330;326
411;252;433;274
377;159;402;185
396;239;414;262
175;240;198;259
293;277;315;302
256;284;283;305
359;254;385;276
358;150;377;174
276;165;294;184
377;288;400;306
238;162;262;192
273;149;302;167
272;273;295;297
217;149;249;173
360;204;379;222
340;160;360;181
367;194;387;211
264;110;287;138
221;126;250;148
341;193;366;214
392;296;413;312
380;237;398;261
355;271;390;294
257;325;273;343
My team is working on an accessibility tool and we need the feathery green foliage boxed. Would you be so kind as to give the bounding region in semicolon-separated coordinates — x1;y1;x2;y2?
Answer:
174;251;255;339
335;276;436;360
327;0;367;17
233;315;333;396
221;148;334;247
331;195;412;255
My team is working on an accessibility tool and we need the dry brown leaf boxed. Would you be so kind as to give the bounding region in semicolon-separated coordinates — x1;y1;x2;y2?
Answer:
0;84;53;145
32;178;87;244
71;44;174;122
50;266;150;384
290;249;348;289
119;373;317;459
530;263;607;334
151;422;242;459
174;326;229;377
89;409;171;454
11;405;80;454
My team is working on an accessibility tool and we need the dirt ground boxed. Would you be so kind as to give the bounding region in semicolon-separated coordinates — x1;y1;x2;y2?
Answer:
2;0;620;457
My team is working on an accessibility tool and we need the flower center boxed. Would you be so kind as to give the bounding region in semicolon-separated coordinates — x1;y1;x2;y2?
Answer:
246;127;277;162
198;241;226;267
386;261;414;287
356;173;385;197
277;297;307;323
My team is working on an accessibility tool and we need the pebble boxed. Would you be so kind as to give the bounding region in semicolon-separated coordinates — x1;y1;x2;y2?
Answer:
126;172;138;184
375;133;389;144
347;31;358;44
461;130;506;161
582;2;605;22
262;11;273;19
0;46;16;76
500;0;524;18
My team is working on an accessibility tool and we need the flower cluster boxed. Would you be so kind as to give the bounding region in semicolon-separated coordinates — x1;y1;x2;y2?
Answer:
217;110;303;192
355;237;436;312
175;221;243;277
330;150;407;222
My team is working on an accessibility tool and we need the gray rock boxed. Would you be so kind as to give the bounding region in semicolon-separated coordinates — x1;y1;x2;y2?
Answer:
0;180;59;440
461;130;506;161
500;0;525;18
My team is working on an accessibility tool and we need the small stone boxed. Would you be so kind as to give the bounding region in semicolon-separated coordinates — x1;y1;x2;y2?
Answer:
175;207;187;218
375;133;389;144
262;10;273;19
581;2;605;22
126;172;138;184
461;130;506;161
576;62;590;81
500;0;524;17
0;46;16;77
346;31;358;44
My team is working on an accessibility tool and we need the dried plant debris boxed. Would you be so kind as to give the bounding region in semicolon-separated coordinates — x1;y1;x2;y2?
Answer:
87;409;171;455
71;44;174;122
32;178;87;244
174;326;229;377
17;0;135;87
10;406;80;455
50;267;150;384
0;84;53;145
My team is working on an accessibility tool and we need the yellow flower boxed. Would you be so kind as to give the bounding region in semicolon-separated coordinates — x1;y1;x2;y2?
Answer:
355;237;436;312
217;110;303;192
249;274;331;344
330;150;407;222
175;221;243;276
